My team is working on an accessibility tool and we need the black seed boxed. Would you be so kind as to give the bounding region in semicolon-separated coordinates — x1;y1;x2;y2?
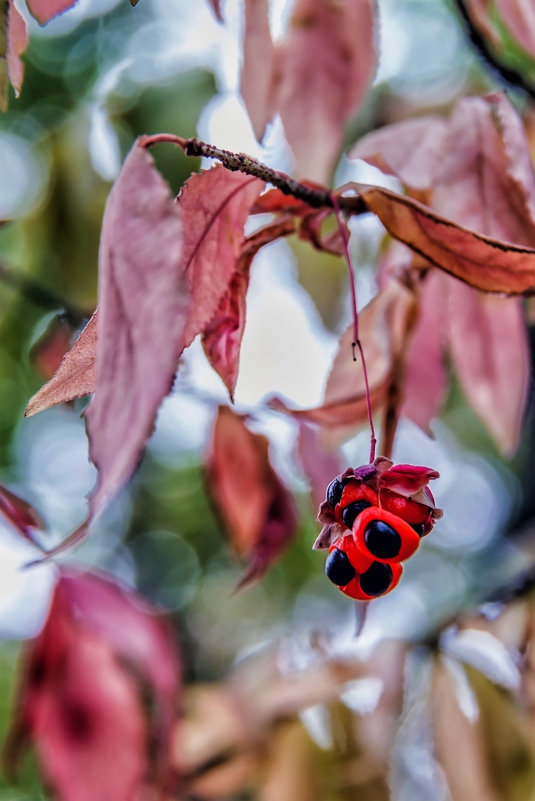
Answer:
360;562;393;596
326;478;344;508
342;500;372;529
325;548;356;586
410;522;426;537
364;520;401;559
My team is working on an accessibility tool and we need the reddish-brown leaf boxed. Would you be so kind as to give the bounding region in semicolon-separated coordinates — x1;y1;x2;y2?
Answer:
86;142;190;519
6;569;179;801
349;115;448;191
202;217;295;399
240;0;275;141
25;313;97;418
269;280;415;434
400;270;448;432
0;485;43;542
6;0;27;98
432;95;535;247
206;406;298;586
179;166;263;349
356;183;535;295
273;0;376;182
447;282;528;454
26;0;78;24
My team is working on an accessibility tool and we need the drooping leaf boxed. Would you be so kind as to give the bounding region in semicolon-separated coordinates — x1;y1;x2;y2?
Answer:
179;166;263;349
400;270;448;432
355;183;535;295
240;0;275;141
0;485;43;542
86;141;190;519
25;313;97;418
206;406;298;587
447;283;528;454
202;217;295;400
0;0;28;111
26;0;78;25
6;569;180;801
273;0;376;182
349;115;448;192
269;280;415;434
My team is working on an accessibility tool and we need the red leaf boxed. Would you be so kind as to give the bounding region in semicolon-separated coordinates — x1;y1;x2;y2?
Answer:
26;0;78;24
179;166;263;349
86;141;190;519
0;485;43;542
269;280;416;435
400;270;448;432
206;406;298;586
6;569;179;801
356;183;535;295
202;217;295;399
25;313;97;418
7;0;27;97
274;0;376;182
447;282;529;454
240;0;275;140
349;115;448;192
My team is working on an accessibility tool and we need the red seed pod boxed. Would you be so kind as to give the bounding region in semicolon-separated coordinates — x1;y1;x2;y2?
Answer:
352;506;421;564
325;533;402;600
333;481;378;528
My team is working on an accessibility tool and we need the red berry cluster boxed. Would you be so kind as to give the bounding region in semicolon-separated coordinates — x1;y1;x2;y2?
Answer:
315;458;442;601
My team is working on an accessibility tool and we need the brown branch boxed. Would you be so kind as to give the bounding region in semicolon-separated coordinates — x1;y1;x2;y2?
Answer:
141;133;368;214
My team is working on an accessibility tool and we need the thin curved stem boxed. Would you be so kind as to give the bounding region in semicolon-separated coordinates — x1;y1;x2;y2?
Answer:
329;193;376;463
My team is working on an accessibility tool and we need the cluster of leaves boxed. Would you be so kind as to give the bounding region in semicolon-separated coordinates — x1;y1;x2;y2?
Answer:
3;0;535;800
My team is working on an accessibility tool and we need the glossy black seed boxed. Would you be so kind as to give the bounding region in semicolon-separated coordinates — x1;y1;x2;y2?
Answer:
364;520;401;559
326;478;344;508
325;548;356;586
342;500;372;529
360;562;393;597
410;522;426;537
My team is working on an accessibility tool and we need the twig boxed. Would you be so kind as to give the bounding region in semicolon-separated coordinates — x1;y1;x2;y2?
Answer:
453;0;535;102
142;134;368;214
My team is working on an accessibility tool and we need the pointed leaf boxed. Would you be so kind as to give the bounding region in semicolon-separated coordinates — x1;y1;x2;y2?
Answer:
206;0;223;22
447;283;528;454
274;0;376;182
179;166;263;349
495;0;535;57
6;569;179;801
25;313;97;417
86;141;190;519
26;0;78;24
240;0;275;140
6;0;27;99
349;115;448;191
206;406;298;586
441;628;520;690
401;270;448;432
356;183;535;294
202;217;295;399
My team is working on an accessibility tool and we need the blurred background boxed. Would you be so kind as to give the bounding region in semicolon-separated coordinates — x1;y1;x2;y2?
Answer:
1;0;535;799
